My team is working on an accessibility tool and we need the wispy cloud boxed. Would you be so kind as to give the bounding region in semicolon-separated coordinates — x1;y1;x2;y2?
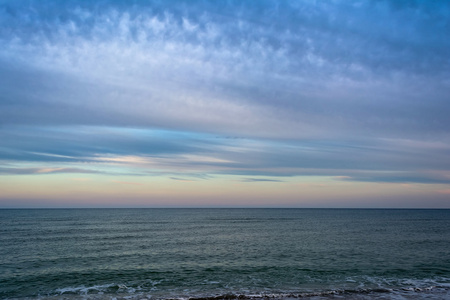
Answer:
1;0;450;207
240;178;284;183
339;175;450;185
170;177;196;182
2;126;450;185
0;167;100;175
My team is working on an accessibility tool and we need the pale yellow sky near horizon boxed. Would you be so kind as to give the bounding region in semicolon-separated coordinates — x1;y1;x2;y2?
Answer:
1;173;449;208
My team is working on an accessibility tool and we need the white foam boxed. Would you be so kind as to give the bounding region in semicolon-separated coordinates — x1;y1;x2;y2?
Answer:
55;283;123;295
46;275;450;300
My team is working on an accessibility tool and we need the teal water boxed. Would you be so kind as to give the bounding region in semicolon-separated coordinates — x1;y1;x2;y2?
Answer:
0;209;449;299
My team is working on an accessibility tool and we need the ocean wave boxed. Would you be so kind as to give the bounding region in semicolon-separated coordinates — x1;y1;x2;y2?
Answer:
33;280;450;300
54;283;140;296
180;287;450;300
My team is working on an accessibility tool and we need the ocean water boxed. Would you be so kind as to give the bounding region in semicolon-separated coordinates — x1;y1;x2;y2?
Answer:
0;209;449;300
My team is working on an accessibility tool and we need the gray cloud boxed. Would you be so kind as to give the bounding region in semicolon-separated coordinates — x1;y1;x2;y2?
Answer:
240;178;284;183
340;175;450;185
0;167;101;175
1;0;450;190
0;126;209;163
2;124;450;185
170;177;196;182
0;0;449;139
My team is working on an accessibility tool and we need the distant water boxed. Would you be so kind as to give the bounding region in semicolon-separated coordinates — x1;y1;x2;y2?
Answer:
1;209;449;300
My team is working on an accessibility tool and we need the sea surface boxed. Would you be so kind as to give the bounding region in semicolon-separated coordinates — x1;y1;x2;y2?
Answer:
0;208;449;300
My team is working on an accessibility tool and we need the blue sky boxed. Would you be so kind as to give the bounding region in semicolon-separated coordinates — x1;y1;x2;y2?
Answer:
1;0;450;208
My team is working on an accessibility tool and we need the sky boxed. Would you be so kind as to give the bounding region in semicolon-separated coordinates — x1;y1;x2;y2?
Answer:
1;0;450;208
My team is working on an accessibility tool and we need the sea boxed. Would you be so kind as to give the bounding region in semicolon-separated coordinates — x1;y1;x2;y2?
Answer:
0;208;449;300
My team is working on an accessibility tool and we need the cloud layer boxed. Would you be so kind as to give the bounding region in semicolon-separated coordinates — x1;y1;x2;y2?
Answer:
1;0;450;206
1;0;449;138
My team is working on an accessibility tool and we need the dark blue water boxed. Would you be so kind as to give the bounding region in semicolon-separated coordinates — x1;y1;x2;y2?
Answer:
1;209;449;299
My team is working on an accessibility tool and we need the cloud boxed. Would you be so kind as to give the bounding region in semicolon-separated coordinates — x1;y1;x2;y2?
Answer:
1;125;450;186
0;0;449;139
0;126;207;163
338;174;450;185
170;177;196;182
0;167;100;175
1;0;450;207
240;178;284;183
